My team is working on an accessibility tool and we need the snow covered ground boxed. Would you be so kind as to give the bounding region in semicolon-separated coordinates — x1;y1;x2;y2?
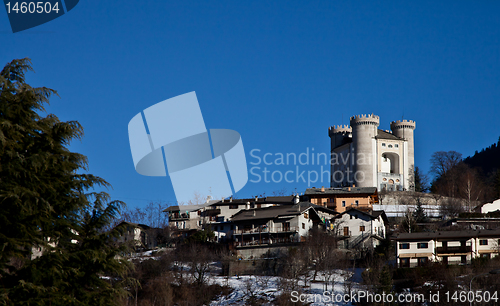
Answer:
208;269;365;306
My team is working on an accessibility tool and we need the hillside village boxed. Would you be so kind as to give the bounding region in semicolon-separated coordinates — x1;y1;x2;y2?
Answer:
124;115;500;266
115;115;500;305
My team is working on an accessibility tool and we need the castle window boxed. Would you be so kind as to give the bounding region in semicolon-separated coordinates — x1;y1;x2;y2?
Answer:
382;143;386;147
395;144;399;148
388;144;393;148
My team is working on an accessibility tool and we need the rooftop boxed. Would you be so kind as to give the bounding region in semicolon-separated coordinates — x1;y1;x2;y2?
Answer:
376;129;403;140
304;186;377;196
394;228;500;240
231;202;319;222
163;203;210;213
210;195;296;205
336;208;388;223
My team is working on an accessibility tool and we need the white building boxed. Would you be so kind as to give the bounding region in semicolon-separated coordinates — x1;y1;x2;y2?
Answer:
333;208;388;249
480;198;500;214
394;229;500;267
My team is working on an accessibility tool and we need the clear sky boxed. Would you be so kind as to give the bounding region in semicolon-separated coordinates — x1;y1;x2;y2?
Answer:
2;1;500;209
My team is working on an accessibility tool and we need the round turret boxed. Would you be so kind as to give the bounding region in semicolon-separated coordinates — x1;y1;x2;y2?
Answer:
390;120;416;188
350;114;379;187
329;125;352;149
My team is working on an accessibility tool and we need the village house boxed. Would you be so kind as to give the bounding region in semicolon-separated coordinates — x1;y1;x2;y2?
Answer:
333;208;388;250
228;203;337;247
394;229;500;268
116;221;158;250
303;186;379;213
164;203;212;230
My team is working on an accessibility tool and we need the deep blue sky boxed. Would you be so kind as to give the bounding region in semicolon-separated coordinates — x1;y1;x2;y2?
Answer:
2;1;500;208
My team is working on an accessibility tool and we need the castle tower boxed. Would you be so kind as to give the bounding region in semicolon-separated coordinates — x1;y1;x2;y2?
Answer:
350;114;379;187
328;125;352;150
390;120;416;188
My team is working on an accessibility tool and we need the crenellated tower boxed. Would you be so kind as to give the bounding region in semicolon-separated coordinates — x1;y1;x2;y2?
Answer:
350;114;380;187
390;120;416;188
328;125;352;150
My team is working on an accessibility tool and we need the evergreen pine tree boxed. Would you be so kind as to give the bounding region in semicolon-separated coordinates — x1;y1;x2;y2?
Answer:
413;201;427;223
0;58;131;305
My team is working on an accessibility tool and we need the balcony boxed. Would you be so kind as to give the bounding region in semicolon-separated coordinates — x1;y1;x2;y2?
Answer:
234;237;297;247
169;213;189;221
233;226;299;235
203;208;221;216
436;246;472;254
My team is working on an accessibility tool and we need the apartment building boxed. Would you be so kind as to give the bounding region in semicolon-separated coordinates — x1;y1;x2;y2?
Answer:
394;229;500;267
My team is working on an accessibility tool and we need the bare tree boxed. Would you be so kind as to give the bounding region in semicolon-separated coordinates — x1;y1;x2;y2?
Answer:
459;166;484;212
440;197;465;218
430;151;462;178
401;207;417;233
115;201;170;228
303;228;338;283
183;243;214;286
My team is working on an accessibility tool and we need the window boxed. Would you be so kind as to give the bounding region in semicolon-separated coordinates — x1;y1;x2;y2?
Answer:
343;227;349;236
382;143;386;147
229;204;238;209
400;258;409;268
197;210;201;215
399;243;410;249
418;257;428;266
304;212;309;219
480;239;488;246
342;201;346;207
360;226;365;232
388;144;393;148
417;243;428;249
198;220;202;226
482;253;490;259
302;223;305;229
395;144;399;148
355;200;359;206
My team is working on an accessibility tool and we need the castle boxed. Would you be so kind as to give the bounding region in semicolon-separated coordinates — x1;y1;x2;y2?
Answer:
329;114;415;192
